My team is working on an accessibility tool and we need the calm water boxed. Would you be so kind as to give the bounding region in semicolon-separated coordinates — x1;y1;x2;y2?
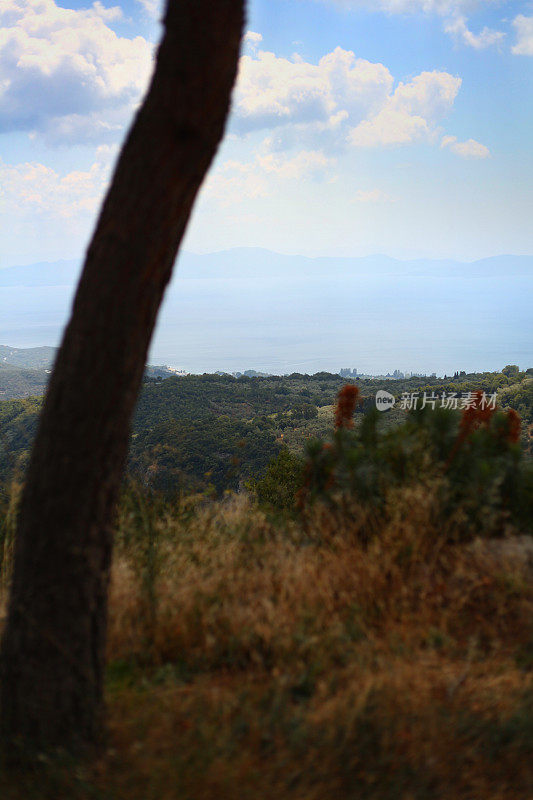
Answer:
1;272;531;375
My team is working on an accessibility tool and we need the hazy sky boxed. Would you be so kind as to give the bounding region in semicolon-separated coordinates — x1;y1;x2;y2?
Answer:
1;0;532;266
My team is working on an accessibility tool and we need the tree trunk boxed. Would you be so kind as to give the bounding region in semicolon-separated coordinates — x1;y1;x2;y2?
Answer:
0;0;244;757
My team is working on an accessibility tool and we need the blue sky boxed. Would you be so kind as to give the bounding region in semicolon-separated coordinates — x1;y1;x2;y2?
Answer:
1;0;532;266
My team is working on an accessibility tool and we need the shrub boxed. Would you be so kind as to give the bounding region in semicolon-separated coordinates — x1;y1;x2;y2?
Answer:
297;386;532;542
248;448;304;512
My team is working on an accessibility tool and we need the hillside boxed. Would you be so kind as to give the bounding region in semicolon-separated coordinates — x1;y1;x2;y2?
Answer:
0;367;531;799
1;391;532;799
0;364;49;401
0;345;178;401
1;368;531;495
0;345;56;370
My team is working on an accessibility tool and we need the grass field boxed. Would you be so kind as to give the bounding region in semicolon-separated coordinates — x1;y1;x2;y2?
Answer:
3;485;530;799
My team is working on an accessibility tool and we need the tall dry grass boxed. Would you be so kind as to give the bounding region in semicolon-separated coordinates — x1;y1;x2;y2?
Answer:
93;486;533;800
0;485;531;799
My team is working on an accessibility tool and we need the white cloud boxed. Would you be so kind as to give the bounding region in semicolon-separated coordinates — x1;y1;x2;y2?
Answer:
234;46;394;137
203;150;335;205
136;0;161;17
349;70;461;147
444;14;504;48
390;70;461;118
441;134;490;157
258;149;334;178
352;188;396;202
320;1;505;49
233;47;461;151
204;160;269;205
0;0;154;143
348;108;430;146
0;145;116;217
244;31;263;48
512;15;533;55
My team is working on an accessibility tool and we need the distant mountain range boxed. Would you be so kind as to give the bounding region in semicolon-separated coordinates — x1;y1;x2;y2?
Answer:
1;249;532;288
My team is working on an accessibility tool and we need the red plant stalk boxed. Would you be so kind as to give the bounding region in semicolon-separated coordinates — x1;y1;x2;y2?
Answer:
335;385;360;429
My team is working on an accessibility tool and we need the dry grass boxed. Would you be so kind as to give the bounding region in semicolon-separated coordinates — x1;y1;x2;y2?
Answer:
2;487;533;798
97;488;533;800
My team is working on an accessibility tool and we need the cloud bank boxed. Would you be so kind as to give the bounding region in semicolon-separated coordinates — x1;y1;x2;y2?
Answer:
444;14;504;49
0;145;116;217
0;0;154;144
203;150;335;206
234;46;462;151
203;43;488;207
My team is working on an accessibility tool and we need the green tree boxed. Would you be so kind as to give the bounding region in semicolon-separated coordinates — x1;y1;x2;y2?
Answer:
251;448;305;512
503;365;521;379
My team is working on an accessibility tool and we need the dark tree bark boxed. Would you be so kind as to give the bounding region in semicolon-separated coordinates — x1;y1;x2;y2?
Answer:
0;0;244;756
